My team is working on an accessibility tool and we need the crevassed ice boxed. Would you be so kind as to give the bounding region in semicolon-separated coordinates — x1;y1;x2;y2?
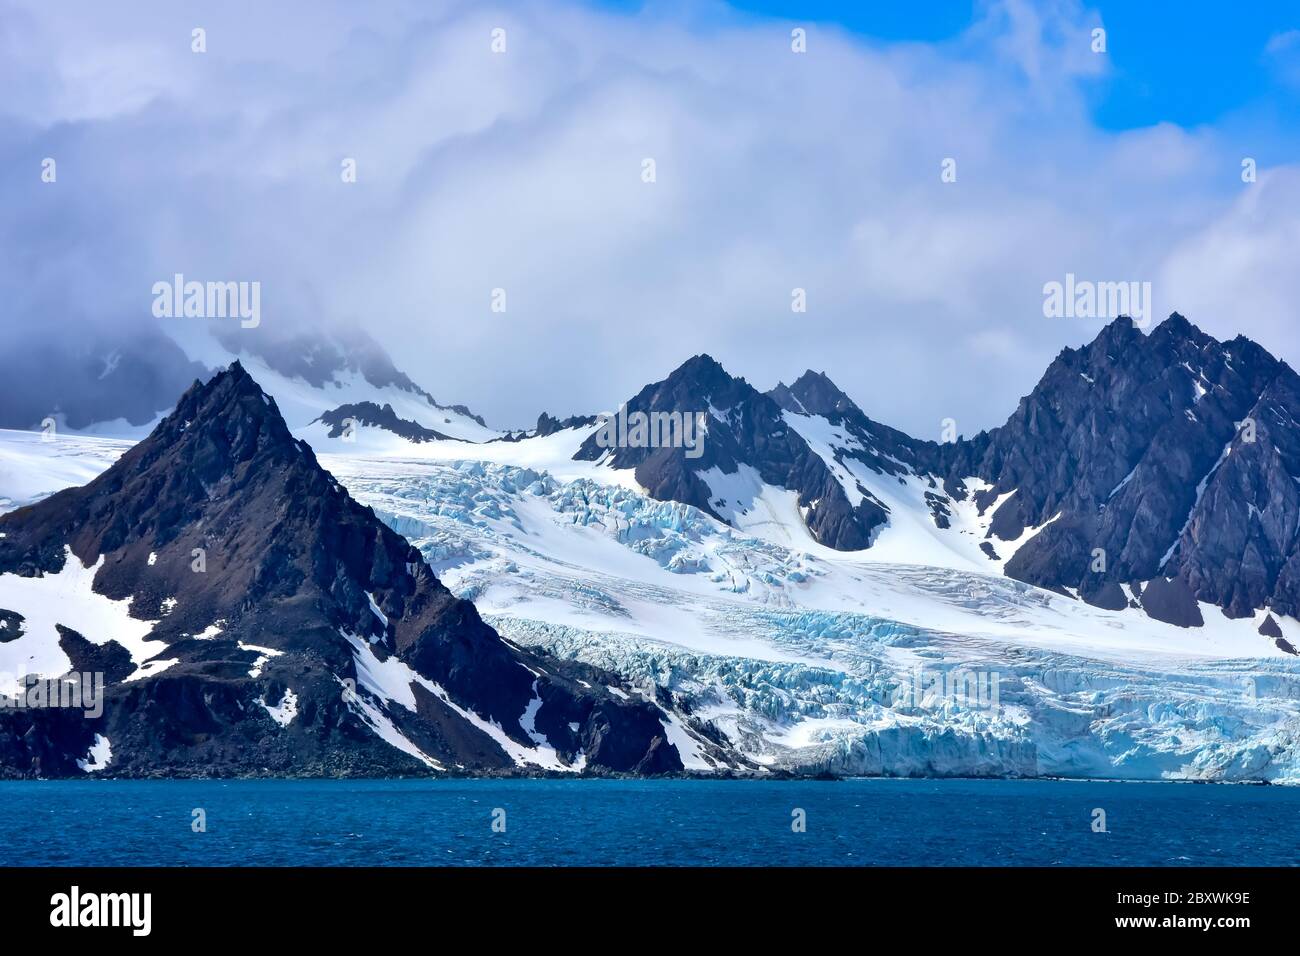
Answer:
226;455;1300;783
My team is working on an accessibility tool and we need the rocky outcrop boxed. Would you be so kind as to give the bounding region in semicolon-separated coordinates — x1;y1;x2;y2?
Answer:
573;354;891;550
314;401;452;442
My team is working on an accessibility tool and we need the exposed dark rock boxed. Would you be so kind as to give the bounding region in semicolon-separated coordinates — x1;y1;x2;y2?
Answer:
939;314;1300;625
500;412;600;443
533;412;598;437
0;609;23;643
56;626;136;684
1139;576;1205;628
572;316;1300;632
314;402;452;442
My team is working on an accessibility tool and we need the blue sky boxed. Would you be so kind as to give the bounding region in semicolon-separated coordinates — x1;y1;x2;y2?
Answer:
1079;1;1300;131
4;0;1300;434
604;1;1300;132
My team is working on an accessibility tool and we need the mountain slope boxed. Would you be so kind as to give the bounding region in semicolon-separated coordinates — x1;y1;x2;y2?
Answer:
171;324;500;443
571;354;894;550
0;363;702;777
944;315;1300;637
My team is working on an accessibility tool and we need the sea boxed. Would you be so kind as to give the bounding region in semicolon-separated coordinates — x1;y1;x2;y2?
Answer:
2;777;1295;867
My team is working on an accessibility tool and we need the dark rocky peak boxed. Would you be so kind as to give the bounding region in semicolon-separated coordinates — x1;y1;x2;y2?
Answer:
955;314;1282;533
313;402;452;443
574;354;761;495
774;369;938;480
533;411;599;437
766;381;803;415
666;353;732;388
1151;310;1198;339
1070;313;1276;403
782;369;860;420
153;360;296;457
497;411;599;443
952;314;1300;639
1169;364;1300;621
0;361;400;639
573;355;897;551
626;353;753;415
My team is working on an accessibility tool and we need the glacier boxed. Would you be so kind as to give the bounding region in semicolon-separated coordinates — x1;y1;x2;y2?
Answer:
317;445;1300;783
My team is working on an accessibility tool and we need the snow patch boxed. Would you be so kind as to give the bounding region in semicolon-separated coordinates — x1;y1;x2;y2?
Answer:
0;547;162;695
76;734;112;773
238;640;283;678
261;687;299;727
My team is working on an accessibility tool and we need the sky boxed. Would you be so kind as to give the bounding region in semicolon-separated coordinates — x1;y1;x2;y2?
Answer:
3;0;1300;436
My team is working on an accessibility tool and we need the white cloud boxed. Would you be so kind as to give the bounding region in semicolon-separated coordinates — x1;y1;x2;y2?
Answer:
1159;168;1300;349
0;0;1295;435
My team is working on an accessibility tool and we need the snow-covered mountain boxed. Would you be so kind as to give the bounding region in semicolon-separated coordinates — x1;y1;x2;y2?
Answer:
0;364;724;777
941;314;1300;633
6;314;1300;780
170;324;500;443
0;317;496;443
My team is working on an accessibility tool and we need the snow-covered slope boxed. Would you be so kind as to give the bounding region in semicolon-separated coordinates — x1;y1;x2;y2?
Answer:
0;430;128;511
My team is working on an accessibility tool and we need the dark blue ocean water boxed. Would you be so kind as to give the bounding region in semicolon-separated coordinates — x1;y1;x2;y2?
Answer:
2;778;1296;866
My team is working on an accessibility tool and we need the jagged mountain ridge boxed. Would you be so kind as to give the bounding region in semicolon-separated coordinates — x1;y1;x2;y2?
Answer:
0;363;707;777
570;354;895;550
935;315;1300;632
7;323;1300;781
301;313;1299;638
546;315;1300;640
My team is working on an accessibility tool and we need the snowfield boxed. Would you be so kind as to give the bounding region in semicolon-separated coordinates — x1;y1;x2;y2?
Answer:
4;423;1300;782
